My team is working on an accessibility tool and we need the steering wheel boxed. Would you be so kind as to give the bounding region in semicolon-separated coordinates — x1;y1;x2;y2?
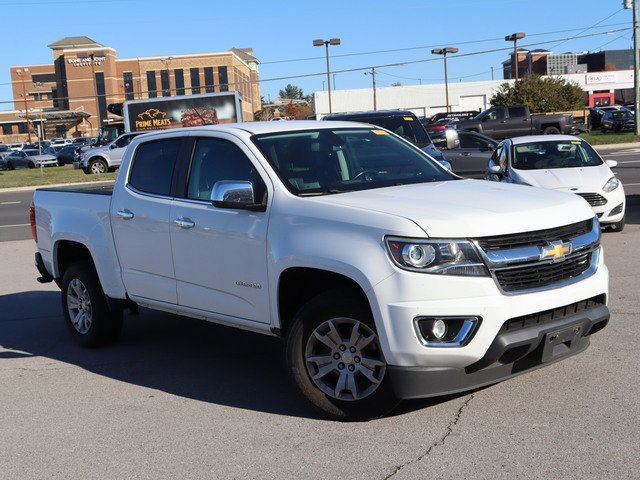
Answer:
352;169;380;182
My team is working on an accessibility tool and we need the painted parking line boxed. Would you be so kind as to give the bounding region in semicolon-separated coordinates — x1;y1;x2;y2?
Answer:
0;223;30;228
0;201;21;205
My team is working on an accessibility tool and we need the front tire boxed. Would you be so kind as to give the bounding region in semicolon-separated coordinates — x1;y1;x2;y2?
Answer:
61;262;123;347
285;289;399;421
88;158;108;174
6;161;14;170
28;161;35;168
605;217;625;232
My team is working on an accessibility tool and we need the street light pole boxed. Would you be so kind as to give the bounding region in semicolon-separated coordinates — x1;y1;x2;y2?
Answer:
364;67;377;110
505;32;526;81
313;38;341;114
89;53;101;133
33;81;44;151
16;69;32;143
431;47;459;113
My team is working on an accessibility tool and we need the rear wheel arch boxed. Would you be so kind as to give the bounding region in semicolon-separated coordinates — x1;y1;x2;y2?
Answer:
277;267;373;335
54;240;96;281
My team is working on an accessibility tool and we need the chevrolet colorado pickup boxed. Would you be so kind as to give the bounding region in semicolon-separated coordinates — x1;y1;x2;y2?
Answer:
31;121;609;420
455;105;574;139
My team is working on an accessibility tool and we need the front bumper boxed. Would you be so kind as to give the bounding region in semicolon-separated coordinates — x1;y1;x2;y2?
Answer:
389;302;609;399
582;187;625;224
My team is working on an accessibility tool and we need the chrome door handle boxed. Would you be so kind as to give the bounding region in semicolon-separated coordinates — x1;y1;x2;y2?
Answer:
461;152;471;156
174;217;195;229
116;209;134;220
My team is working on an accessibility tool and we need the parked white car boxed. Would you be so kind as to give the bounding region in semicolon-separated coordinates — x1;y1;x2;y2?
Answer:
50;138;73;147
3;149;58;169
486;135;625;231
76;132;145;174
32;122;609;420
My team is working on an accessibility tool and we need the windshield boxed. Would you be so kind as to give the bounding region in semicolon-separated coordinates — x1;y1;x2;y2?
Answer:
610;111;632;120
512;140;603;170
252;127;453;196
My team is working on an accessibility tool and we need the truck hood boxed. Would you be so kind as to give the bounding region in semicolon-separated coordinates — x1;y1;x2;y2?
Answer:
312;180;594;238
512;165;612;191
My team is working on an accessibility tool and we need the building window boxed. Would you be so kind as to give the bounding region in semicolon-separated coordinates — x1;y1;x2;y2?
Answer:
218;66;228;92
31;73;57;83
204;67;215;93
147;70;157;98
95;72;108;122
161;69;171;97
175;69;185;95
190;68;200;94
123;72;134;100
18;122;28;134
2;124;12;135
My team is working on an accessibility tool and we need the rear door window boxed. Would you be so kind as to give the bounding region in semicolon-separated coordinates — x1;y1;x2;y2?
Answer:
129;138;181;196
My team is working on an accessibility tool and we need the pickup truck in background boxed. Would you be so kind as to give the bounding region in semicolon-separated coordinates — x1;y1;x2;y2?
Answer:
454;105;574;139
31;121;609;420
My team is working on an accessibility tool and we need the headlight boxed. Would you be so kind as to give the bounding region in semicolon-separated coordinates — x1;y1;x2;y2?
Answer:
602;176;620;192
385;237;488;276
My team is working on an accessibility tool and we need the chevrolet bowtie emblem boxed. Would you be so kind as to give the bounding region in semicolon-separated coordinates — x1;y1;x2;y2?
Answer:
540;241;573;261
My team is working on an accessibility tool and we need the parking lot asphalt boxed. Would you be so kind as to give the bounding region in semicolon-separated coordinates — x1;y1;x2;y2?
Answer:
0;202;638;479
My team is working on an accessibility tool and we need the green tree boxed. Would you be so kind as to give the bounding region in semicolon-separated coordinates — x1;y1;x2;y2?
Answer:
278;84;305;100
491;75;585;112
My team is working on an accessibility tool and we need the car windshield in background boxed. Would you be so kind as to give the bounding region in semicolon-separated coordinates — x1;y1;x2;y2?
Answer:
23;150;40;157
512;140;603;170
610;111;632;120
361;116;431;147
252;128;453;196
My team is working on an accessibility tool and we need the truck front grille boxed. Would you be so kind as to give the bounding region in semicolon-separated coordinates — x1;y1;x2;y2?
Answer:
494;251;592;293
576;192;607;207
477;219;592;251
500;294;606;333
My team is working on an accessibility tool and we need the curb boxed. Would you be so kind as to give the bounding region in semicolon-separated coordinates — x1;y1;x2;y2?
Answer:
593;142;640;151
0;179;115;194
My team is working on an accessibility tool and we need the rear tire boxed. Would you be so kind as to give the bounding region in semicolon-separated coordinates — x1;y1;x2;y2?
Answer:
61;262;123;347
542;126;560;135
6;161;13;170
285;289;399;421
88;158;108;175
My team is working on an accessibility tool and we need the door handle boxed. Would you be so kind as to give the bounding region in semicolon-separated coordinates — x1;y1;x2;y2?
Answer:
174;217;195;229
500;120;507;123
116;209;134;220
461;152;471;156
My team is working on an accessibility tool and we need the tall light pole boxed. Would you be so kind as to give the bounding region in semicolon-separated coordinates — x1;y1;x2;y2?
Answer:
364;67;377;111
162;56;173;95
16;68;32;143
89;53;101;133
505;32;526;80
431;47;458;113
313;38;341;114
33;81;45;150
629;0;640;135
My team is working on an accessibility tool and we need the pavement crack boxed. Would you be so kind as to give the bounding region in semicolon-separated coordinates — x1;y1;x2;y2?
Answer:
382;393;475;480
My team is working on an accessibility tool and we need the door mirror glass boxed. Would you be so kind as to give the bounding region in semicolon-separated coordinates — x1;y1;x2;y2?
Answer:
445;129;460;150
605;159;618;168
488;162;503;175
211;180;256;208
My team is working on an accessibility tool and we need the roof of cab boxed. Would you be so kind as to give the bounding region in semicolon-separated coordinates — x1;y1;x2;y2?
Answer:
509;134;581;145
323;110;416;120
165;120;372;136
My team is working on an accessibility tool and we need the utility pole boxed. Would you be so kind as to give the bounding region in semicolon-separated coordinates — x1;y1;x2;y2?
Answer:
313;38;341;114
633;0;640;134
491;66;494;80
364;67;377;110
16;69;32;143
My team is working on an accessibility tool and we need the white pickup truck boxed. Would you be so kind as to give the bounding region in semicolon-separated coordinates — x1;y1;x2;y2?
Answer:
31;121;610;420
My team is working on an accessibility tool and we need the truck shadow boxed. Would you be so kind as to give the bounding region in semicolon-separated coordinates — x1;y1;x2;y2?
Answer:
623;194;640;225
0;290;461;420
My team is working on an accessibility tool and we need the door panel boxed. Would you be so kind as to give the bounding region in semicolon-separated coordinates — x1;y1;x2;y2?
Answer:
170;134;271;323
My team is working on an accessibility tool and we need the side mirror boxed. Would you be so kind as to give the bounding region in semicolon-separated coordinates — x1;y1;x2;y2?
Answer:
211;180;264;211
437;159;452;171
487;161;503;175
445;129;460;150
605;159;618;168
109;143;117;149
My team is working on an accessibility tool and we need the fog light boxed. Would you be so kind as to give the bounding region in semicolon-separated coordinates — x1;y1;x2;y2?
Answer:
414;316;481;347
432;319;447;339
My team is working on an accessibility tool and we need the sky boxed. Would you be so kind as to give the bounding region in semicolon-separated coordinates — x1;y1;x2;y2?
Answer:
0;0;635;110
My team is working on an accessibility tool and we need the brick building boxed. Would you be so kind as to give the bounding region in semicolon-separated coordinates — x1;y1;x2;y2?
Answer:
4;36;260;141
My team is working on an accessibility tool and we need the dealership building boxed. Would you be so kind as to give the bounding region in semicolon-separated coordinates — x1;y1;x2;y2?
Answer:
2;36;261;142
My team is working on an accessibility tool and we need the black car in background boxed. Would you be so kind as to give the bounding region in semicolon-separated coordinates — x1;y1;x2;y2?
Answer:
601;110;635;133
322;110;456;168
55;145;81;165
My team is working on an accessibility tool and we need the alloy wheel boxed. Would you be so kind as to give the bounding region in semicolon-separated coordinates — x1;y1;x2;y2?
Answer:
305;318;386;401
66;278;92;334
